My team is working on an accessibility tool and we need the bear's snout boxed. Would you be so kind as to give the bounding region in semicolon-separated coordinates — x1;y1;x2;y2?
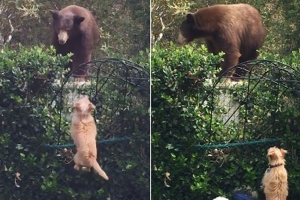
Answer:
58;39;66;45
58;30;69;45
177;32;188;45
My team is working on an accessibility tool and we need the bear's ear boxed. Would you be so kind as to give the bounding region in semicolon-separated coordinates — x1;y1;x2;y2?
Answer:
186;13;195;24
50;10;59;19
74;16;85;24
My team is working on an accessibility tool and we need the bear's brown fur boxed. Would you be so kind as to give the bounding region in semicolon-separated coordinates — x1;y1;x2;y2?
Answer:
50;5;100;79
178;4;266;80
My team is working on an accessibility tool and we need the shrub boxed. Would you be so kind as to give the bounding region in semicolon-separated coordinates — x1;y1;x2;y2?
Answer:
0;45;150;199
151;43;300;199
151;43;227;199
0;44;72;198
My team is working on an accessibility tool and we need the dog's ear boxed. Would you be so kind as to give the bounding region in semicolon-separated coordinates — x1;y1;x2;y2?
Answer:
267;149;275;157
280;149;287;157
88;103;95;112
74;102;81;111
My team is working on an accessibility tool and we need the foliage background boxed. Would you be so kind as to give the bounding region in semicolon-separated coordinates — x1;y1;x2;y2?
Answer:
0;0;150;199
151;0;299;56
0;0;150;59
152;43;300;200
0;45;150;199
151;0;300;199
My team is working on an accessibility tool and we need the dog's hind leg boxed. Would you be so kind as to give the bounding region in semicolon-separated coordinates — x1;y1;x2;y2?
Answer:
73;153;83;170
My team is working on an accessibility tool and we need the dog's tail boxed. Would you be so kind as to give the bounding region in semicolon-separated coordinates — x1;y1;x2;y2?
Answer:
92;161;109;180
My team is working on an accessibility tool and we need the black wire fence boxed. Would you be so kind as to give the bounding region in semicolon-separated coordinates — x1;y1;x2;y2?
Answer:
196;60;300;198
48;58;150;200
202;59;300;145
0;58;150;200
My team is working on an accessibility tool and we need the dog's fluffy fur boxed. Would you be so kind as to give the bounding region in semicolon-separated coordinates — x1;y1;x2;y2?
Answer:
71;96;109;180
262;147;288;200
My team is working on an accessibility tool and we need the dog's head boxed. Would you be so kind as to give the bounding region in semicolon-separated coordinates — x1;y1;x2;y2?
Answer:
73;95;95;116
267;147;287;163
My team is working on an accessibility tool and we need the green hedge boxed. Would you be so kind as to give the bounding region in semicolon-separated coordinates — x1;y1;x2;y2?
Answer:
0;45;72;198
151;43;300;199
0;45;150;199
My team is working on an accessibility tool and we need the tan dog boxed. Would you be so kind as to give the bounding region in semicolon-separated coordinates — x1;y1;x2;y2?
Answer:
70;96;109;180
262;147;288;200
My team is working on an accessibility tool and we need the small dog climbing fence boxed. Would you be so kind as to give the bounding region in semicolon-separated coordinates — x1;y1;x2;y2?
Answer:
43;58;150;200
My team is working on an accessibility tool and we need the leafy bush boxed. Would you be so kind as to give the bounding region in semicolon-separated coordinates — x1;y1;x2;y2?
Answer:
0;45;150;199
277;0;300;54
0;44;70;143
151;43;227;199
0;44;71;198
151;43;300;199
64;59;150;199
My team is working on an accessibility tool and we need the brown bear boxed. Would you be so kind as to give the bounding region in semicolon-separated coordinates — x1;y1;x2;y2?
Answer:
177;4;266;80
50;5;100;80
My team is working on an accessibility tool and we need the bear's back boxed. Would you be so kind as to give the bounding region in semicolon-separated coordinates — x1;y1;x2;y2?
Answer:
60;5;93;18
195;4;265;45
196;4;262;25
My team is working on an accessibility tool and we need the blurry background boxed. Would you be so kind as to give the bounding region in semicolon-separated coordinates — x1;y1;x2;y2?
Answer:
151;1;300;199
152;0;300;56
0;1;150;199
0;0;150;61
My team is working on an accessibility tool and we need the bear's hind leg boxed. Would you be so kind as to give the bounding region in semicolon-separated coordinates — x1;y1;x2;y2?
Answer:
234;50;260;79
218;51;241;80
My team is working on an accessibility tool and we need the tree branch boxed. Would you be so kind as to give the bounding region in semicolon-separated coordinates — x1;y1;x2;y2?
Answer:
0;5;14;47
4;12;14;45
154;12;165;46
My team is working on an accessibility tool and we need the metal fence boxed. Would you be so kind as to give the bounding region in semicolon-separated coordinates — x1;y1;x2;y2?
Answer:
196;60;300;198
43;58;150;200
202;59;300;145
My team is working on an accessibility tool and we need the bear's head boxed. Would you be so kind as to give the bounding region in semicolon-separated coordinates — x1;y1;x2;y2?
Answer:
50;10;85;45
177;13;200;45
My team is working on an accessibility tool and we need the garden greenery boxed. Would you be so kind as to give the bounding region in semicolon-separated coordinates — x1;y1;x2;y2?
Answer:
0;45;150;199
151;43;300;199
